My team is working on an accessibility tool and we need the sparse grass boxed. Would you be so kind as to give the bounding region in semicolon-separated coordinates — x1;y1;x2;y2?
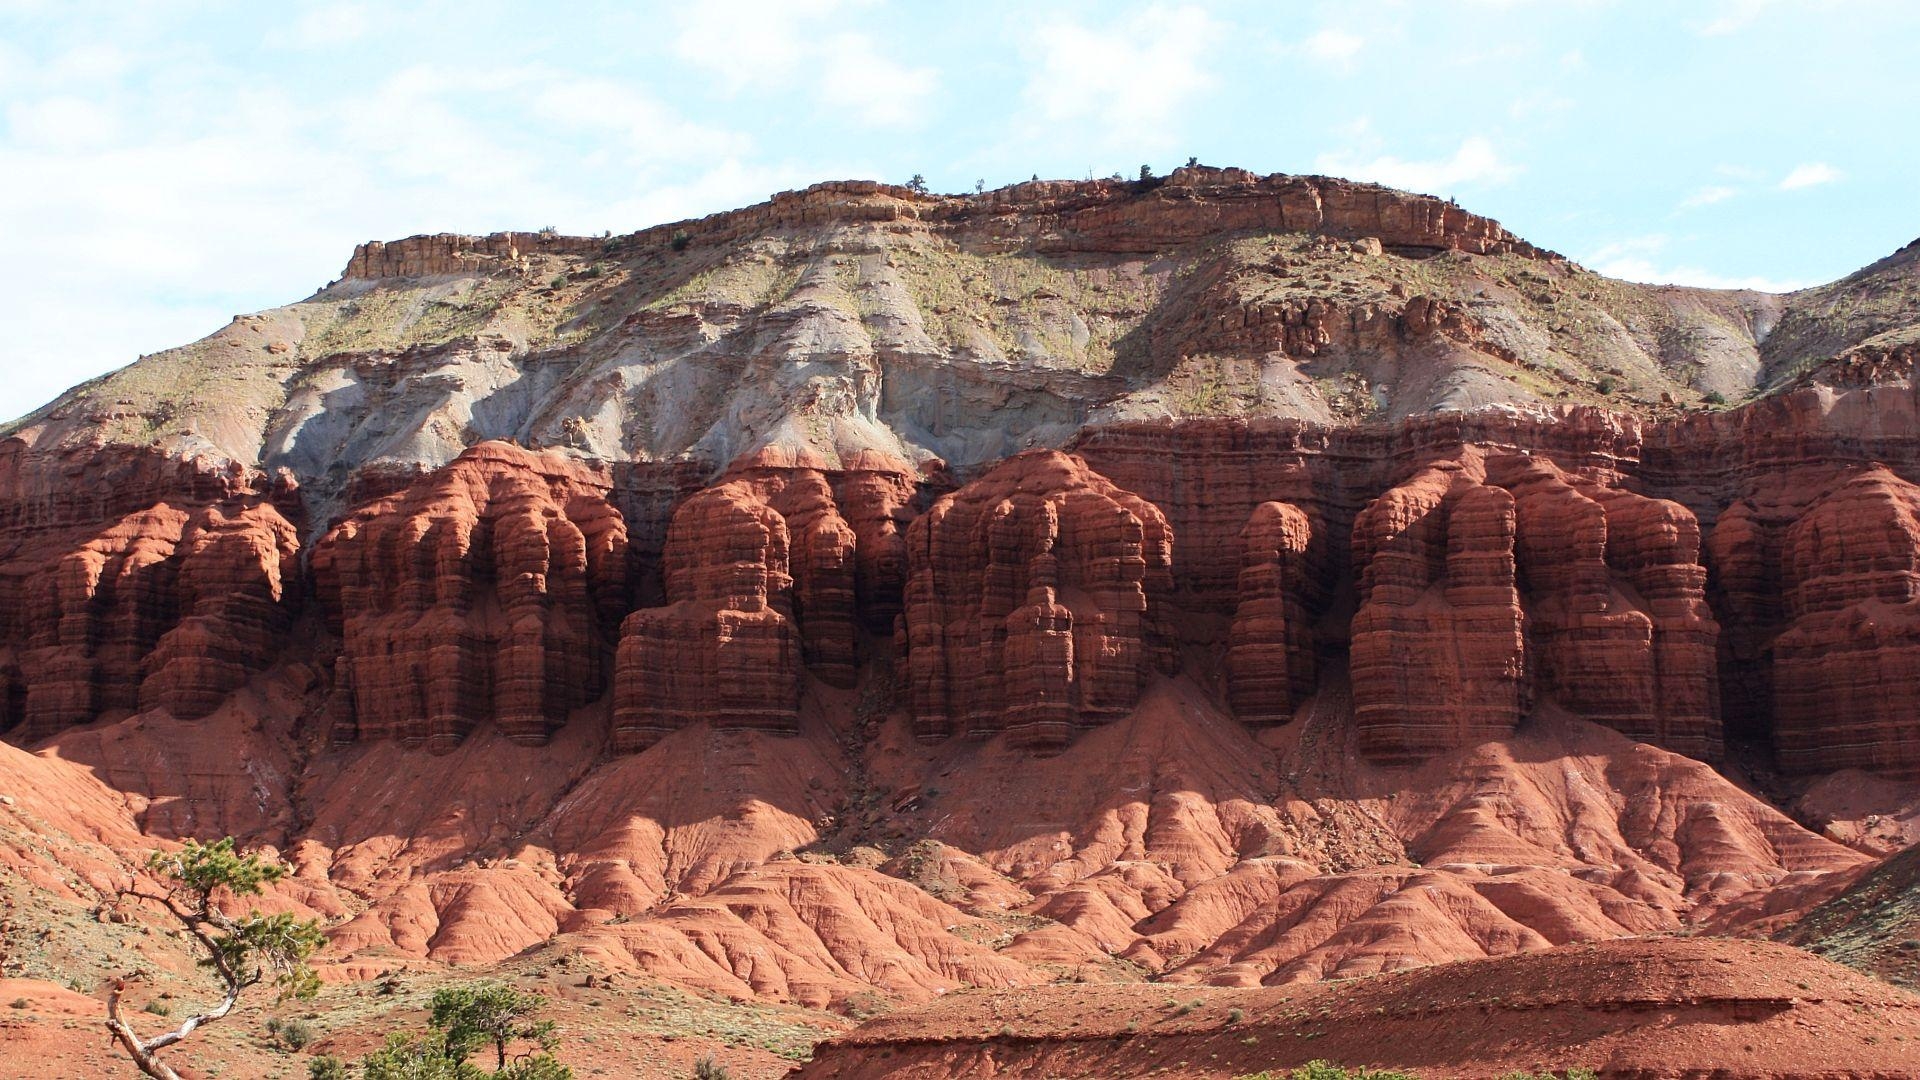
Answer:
1234;1062;1422;1080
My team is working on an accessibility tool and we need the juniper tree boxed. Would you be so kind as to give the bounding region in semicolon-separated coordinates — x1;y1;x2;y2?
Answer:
104;837;325;1080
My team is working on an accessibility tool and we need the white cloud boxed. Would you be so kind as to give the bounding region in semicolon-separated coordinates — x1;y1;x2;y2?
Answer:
818;33;937;128
1779;161;1842;189
6;95;118;148
671;1;936;129
272;3;375;48
1022;5;1223;149
1680;185;1740;208
674;0;856;93
1315;134;1520;193
1303;28;1364;67
1586;235;1807;292
533;77;751;163
1700;0;1773;35
0;53;781;421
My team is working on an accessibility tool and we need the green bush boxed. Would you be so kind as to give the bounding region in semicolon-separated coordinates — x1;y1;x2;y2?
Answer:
693;1056;731;1080
308;1057;349;1080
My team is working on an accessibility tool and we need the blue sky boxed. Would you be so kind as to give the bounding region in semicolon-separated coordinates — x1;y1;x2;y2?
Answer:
1;0;1916;421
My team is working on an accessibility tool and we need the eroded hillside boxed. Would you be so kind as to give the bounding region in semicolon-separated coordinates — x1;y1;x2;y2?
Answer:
2;167;1918;1079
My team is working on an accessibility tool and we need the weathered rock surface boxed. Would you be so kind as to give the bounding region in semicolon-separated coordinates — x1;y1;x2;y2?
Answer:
1350;458;1524;763
138;503;302;719
313;441;628;749
612;481;805;751
1225;500;1324;725
612;456;920;752
1494;455;1722;758
0;443;298;739
1759;465;1920;777
901;451;1172;749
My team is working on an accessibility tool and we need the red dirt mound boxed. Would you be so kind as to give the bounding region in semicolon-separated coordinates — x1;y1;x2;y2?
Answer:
792;937;1920;1079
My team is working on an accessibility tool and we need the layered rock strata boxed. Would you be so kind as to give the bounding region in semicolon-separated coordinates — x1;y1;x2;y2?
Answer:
1226;500;1325;725
2;385;1918;777
313;442;628;750
0;444;298;739
901;451;1173;750
611;456;921;752
138;504;302;718
1348;458;1525;764
1716;466;1920;777
1493;456;1721;758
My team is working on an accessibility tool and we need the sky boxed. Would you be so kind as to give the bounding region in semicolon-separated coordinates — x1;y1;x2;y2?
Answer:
1;0;1916;422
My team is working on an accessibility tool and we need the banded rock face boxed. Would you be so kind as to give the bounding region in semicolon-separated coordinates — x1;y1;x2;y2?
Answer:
1494;456;1722;759
1730;466;1920;777
1226;500;1325;725
313;442;628;750
0;444;299;740
1350;459;1525;764
1347;453;1720;764
139;504;302;719
901;451;1173;750
611;458;921;752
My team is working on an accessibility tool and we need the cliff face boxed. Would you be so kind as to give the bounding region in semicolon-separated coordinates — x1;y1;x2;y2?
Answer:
6;385;1911;777
2;172;1919;1027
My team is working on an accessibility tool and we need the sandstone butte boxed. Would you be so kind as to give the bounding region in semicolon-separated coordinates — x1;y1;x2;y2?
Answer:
1;168;1919;1079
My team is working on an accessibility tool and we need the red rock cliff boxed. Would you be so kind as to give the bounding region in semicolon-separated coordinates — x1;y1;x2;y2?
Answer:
313;442;628;750
611;456;921;753
900;451;1173;750
0;443;298;739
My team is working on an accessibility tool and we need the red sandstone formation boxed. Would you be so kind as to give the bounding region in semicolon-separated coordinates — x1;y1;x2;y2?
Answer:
313;441;628;750
1493;455;1722;758
900;451;1172;750
612;458;919;753
138;503;301;719
1349;458;1524;763
1226;500;1324;724
340;169;1539;285
341;231;604;279
1766;465;1920;777
612;481;807;752
0;443;297;740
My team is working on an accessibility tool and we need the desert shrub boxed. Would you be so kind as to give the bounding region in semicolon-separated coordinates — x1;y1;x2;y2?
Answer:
1596;375;1618;395
1703;390;1727;405
267;1015;316;1051
693;1056;731;1080
671;230;691;251
308;1057;348;1080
